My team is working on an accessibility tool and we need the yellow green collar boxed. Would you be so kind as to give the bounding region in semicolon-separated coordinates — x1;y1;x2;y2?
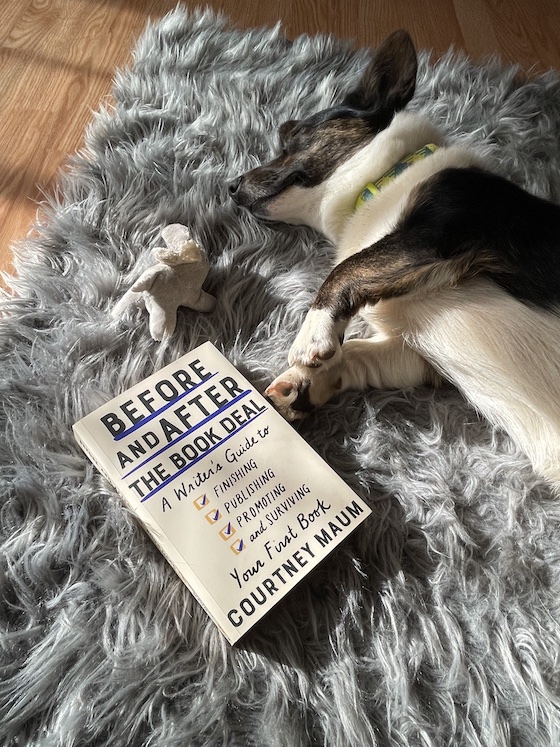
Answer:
355;143;438;211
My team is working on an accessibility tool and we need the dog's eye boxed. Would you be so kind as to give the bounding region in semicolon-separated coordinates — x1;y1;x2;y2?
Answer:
279;138;293;157
285;171;306;188
278;119;301;155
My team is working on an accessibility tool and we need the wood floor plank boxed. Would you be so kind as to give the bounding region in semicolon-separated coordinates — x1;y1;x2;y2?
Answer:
0;0;33;45
454;0;560;69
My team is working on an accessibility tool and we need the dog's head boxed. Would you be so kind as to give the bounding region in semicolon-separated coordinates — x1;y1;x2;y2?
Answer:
229;30;418;225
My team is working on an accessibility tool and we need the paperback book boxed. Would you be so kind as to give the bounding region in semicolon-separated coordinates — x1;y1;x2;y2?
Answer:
73;341;371;643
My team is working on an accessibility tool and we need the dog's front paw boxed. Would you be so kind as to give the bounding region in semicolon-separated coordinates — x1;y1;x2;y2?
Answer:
265;362;344;421
288;309;342;368
264;367;314;422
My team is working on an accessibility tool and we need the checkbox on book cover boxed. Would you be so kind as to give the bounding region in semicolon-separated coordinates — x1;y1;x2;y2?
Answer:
230;539;245;555
205;508;221;524
219;522;236;540
193;494;209;510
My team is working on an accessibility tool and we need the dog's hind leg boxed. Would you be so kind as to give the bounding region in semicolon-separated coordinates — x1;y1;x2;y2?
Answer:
400;280;560;490
265;336;439;421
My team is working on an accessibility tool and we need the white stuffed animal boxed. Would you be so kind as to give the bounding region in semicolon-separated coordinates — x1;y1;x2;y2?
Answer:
112;224;216;341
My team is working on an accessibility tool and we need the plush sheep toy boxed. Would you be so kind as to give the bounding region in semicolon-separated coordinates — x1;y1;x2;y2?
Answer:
112;224;216;341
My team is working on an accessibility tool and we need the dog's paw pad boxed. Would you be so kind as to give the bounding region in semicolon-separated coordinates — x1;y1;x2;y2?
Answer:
289;343;341;369
265;380;296;402
316;347;337;362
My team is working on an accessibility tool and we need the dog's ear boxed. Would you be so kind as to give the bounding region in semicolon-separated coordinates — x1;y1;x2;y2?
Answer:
342;30;417;114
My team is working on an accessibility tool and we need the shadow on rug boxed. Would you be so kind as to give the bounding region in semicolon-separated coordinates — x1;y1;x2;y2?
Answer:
1;7;560;746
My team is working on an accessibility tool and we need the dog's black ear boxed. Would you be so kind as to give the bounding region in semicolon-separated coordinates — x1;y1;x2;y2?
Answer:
342;30;417;114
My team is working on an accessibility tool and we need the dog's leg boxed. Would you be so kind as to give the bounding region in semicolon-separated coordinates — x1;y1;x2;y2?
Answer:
402;280;560;489
266;336;438;421
288;232;485;369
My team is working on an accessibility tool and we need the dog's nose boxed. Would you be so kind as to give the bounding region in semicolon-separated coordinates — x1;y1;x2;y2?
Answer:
228;176;242;196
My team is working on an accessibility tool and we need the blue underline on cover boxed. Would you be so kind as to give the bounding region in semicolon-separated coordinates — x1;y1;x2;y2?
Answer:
123;389;252;479
115;372;219;441
139;409;266;503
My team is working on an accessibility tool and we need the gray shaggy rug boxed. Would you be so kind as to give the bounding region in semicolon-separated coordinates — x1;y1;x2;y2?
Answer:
2;7;560;746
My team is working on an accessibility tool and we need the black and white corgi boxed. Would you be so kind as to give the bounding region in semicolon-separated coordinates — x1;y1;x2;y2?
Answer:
230;30;560;489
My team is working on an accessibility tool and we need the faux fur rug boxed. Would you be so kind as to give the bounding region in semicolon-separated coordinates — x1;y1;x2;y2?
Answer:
2;8;560;746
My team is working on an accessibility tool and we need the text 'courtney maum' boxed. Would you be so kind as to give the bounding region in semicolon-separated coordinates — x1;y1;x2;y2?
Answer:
226;498;367;629
97;357;267;502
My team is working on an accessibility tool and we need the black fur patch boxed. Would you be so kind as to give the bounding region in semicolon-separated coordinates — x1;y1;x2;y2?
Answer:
402;167;560;307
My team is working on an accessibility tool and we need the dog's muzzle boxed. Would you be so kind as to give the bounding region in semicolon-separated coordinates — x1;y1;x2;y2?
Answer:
228;176;243;198
228;175;253;210
228;174;264;215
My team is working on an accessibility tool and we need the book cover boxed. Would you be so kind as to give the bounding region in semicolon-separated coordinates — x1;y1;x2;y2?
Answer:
73;342;371;643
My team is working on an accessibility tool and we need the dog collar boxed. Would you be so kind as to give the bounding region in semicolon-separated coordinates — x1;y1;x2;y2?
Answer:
355;143;438;210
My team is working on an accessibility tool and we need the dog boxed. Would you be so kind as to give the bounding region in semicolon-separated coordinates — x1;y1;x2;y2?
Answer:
229;30;560;489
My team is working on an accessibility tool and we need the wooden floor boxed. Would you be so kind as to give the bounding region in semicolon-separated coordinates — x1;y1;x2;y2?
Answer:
2;0;560;281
